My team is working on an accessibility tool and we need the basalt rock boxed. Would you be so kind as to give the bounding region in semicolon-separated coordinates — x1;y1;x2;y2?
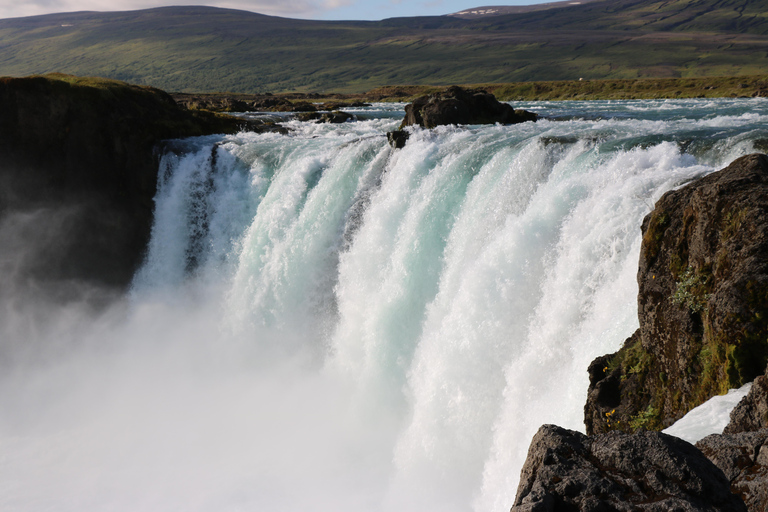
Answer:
585;154;768;435
696;429;768;512
511;424;746;512
386;130;409;149
0;73;255;291
724;366;768;434
296;111;354;123
399;86;537;129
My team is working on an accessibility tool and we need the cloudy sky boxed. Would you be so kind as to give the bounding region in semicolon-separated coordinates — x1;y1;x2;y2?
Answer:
0;0;544;21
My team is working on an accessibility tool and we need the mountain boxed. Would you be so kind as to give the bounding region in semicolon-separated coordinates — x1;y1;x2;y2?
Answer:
0;0;767;93
449;0;603;19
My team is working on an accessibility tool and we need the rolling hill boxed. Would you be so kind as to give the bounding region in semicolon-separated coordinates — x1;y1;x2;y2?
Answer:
0;0;767;93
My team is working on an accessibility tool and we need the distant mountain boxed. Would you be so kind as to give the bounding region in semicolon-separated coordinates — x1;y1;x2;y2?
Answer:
449;0;602;19
0;0;767;93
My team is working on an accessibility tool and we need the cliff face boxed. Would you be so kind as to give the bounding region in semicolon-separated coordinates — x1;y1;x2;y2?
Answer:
0;74;248;290
586;153;768;434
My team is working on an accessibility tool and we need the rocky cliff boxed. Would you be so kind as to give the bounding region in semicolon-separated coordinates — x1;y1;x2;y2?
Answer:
585;154;768;434
512;155;768;511
0;74;252;291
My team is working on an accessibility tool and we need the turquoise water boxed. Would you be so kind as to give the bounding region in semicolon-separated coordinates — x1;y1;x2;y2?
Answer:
2;98;767;511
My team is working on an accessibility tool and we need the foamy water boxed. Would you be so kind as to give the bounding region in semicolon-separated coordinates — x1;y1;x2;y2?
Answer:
2;98;767;512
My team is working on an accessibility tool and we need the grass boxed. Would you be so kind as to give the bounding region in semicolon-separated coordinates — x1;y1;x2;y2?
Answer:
1;2;768;93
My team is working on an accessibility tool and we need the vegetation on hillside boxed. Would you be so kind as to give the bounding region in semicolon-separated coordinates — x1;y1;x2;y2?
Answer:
1;1;768;93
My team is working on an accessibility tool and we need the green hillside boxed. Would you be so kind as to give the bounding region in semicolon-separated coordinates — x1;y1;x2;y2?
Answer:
0;1;767;93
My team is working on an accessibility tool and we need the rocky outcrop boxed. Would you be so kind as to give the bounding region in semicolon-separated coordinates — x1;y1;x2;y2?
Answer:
724;366;768;434
399;86;537;129
511;424;747;512
296;111;354;123
172;91;371;113
386;130;409;149
585;154;768;434
696;429;768;512
0;73;258;291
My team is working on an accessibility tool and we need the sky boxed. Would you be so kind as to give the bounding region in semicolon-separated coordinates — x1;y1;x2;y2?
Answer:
0;0;547;21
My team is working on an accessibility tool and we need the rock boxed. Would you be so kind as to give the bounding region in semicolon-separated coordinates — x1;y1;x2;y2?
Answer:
387;130;409;149
0;73;253;291
317;101;370;110
282;101;317;112
512;424;747;512
399;85;537;129
696;429;768;512
724;366;768;434
585;154;768;434
296;111;354;123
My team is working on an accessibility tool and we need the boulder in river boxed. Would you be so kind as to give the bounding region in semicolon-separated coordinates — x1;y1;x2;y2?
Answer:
399;86;537;129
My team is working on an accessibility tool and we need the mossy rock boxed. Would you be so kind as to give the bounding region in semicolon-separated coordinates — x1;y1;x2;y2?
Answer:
586;154;768;434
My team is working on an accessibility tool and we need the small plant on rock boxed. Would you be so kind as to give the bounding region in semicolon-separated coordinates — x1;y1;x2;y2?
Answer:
672;266;711;313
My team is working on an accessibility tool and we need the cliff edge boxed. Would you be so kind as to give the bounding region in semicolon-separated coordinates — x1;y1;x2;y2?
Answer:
0;74;250;291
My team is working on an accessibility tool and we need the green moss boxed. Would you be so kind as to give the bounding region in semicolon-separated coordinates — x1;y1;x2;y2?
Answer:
642;211;670;264
629;405;662;431
694;279;768;401
727;280;768;385
722;207;749;240
613;334;653;381
697;338;730;400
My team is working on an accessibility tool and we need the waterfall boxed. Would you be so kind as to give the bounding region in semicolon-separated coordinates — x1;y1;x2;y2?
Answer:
2;99;767;511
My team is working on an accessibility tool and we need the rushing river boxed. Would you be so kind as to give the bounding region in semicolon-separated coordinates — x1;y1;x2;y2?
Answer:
2;98;767;512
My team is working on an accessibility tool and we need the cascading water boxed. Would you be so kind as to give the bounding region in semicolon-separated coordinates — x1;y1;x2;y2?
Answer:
1;98;767;512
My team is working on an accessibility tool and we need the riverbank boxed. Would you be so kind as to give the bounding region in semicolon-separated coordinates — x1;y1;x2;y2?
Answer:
172;74;768;112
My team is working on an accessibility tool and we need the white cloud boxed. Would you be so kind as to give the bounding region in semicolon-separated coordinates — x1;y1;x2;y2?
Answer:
0;0;354;20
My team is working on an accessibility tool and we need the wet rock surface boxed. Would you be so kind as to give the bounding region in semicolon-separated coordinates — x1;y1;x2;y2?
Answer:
511;424;747;512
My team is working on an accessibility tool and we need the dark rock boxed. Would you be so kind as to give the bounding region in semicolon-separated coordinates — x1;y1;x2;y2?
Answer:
249;96;296;111
585;154;768;434
512;424;747;512
697;429;768;512
387;130;409;149
0;73;251;291
318;101;371;110
296;111;354;123
724;366;768;434
399;86;537;129
283;101;317;112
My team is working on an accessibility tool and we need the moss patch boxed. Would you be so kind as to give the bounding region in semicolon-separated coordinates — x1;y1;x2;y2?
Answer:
642;210;670;265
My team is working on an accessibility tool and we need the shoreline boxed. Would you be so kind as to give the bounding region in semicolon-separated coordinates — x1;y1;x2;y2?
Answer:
170;74;768;112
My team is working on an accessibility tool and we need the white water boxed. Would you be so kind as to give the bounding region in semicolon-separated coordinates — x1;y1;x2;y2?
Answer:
2;99;767;511
663;382;752;444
